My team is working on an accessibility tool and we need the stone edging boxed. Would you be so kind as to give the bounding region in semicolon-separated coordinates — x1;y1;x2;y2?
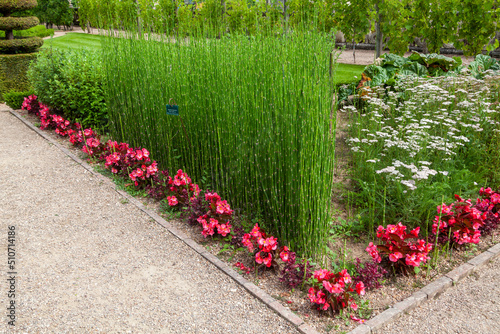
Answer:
7;108;319;334
348;245;500;334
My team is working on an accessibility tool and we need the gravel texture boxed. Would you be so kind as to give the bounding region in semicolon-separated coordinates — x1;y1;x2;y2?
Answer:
380;256;500;334
0;108;300;333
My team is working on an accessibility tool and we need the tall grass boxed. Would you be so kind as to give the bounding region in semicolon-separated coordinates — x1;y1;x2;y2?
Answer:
103;30;337;257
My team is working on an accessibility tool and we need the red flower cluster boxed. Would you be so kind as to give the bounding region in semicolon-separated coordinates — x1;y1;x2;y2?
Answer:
308;268;365;313
234;262;253;274
165;169;201;208
432;194;487;245
242;224;290;268
197;192;232;238
476;187;500;235
366;222;432;271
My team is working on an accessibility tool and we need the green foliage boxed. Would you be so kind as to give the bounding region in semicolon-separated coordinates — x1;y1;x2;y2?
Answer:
0;35;43;53
27;48;108;130
0;24;54;38
0;0;37;14
361;52;463;88
0;15;39;30
333;0;372;47
103;31;336;258
468;54;500;79
0;52;36;99
454;0;500;56
408;0;459;53
77;0;337;36
35;0;74;28
3;88;34;108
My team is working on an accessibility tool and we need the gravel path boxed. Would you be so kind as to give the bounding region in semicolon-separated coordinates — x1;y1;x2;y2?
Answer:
0;108;299;333
381;256;500;334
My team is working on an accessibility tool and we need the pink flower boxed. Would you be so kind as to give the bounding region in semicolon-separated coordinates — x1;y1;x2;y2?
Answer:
313;269;333;282
250;224;262;238
389;252;403;262
216;200;233;215
205;191;221;202
83;128;93;137
258;236;278;253
255;251;272;267
167;196;178;206
355;282;365;296
366;242;381;263
242;233;254;252
280;246;290;262
350;314;365;323
217;222;232;237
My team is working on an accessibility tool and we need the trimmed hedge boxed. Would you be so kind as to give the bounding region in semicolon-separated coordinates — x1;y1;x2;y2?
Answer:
3;88;33;108
0;36;43;53
0;16;39;31
0;52;36;100
0;0;37;14
28;49;108;130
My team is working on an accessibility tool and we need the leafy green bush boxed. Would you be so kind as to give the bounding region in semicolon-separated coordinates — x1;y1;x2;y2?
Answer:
27;49;107;130
3;89;34;108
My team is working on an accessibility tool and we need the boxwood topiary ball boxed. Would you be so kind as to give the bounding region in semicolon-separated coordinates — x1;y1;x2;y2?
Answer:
0;36;43;54
0;0;38;15
0;16;39;31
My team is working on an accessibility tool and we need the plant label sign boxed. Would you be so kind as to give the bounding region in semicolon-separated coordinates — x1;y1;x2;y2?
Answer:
166;104;179;116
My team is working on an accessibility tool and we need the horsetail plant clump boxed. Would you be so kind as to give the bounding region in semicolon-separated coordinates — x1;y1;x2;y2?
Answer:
102;30;337;258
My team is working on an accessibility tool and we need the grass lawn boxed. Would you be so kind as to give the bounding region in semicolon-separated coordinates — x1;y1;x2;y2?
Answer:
333;63;365;85
42;32;103;51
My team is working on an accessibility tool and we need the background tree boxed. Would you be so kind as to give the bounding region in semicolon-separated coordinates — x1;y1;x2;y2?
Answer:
408;0;459;54
374;0;413;56
333;0;372;63
36;0;74;29
454;0;499;56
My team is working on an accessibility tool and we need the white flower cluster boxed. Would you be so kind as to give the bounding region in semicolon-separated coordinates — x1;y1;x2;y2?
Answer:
345;73;500;192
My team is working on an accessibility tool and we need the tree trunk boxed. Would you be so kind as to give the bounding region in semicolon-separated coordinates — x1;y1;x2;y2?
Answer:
353;28;356;63
6;30;14;40
375;3;382;60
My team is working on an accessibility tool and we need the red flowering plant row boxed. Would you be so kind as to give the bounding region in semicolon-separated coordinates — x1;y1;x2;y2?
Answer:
431;188;500;246
21;96;232;239
366;222;432;274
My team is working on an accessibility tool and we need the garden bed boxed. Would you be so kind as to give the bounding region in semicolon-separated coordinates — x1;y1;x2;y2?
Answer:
13;95;500;333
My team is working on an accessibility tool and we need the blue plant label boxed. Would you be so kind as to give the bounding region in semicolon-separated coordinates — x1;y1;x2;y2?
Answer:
166;104;179;116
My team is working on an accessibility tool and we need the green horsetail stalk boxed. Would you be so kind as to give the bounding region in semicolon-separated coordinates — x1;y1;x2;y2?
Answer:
102;27;337;258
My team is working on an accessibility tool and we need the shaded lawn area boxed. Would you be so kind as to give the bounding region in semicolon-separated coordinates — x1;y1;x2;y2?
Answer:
333;63;365;85
42;32;103;50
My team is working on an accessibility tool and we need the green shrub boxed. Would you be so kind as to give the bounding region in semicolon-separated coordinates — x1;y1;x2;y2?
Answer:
0;52;36;100
3;88;34;108
28;48;107;130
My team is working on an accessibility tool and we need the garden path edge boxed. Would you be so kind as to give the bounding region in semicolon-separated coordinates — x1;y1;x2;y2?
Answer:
348;242;500;333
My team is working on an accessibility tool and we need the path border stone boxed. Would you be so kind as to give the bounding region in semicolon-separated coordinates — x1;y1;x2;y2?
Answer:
349;242;500;334
6;107;319;334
